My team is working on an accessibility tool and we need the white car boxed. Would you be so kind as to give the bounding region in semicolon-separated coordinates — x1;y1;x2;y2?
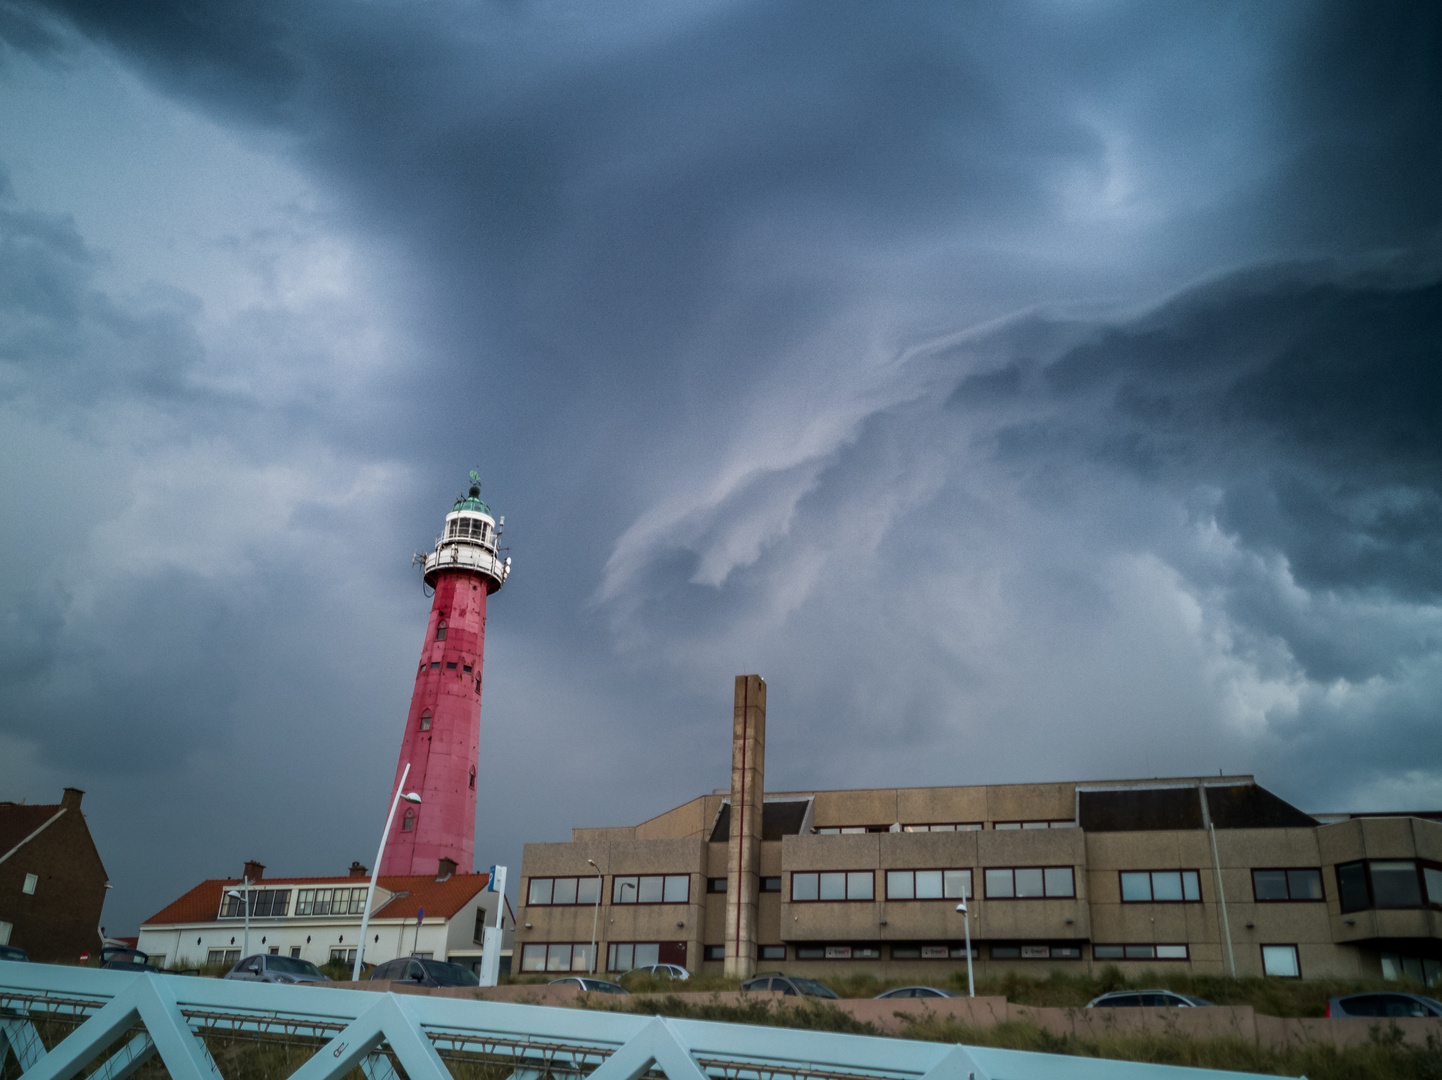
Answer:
624;963;690;980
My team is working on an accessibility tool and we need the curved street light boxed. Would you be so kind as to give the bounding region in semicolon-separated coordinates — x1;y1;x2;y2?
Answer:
225;881;252;960
955;900;974;998
352;763;422;981
586;859;604;974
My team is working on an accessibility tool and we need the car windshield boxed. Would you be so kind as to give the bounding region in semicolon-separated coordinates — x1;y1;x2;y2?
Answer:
420;960;479;985
267;956;325;977
792;978;839;998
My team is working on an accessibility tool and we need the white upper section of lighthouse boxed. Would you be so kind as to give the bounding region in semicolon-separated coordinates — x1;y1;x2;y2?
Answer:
423;477;511;591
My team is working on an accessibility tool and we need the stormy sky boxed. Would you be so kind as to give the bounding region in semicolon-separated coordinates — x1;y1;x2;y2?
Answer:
1;1;1439;934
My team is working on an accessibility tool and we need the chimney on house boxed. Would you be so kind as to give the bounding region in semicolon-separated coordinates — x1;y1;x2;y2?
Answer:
436;857;457;882
243;860;265;882
349;861;368;879
61;787;84;810
724;674;766;979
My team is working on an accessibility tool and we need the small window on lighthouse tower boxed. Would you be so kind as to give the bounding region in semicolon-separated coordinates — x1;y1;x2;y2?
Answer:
401;809;415;832
419;710;432;731
469;767;476;790
435;621;448;641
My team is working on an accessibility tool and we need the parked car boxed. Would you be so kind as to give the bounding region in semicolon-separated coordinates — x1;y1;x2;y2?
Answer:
623;963;690;981
550;976;628;994
1086;990;1213;1008
874;986;953;999
370;957;479;988
224;954;331;984
0;944;29;963
740;973;840;999
1326;992;1442;1018
100;946;166;973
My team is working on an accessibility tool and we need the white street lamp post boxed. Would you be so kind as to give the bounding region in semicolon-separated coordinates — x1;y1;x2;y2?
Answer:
955;900;974;998
225;879;252;959
586;859;603;974
352;763;422;981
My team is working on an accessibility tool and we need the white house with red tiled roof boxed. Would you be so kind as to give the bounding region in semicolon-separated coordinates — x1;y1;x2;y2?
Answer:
136;859;513;973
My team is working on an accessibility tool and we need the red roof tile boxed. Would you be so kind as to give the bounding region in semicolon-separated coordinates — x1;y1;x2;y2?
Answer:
141;872;491;926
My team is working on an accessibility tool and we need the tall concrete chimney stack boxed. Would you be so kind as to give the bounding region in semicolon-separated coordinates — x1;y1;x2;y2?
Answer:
724;674;765;978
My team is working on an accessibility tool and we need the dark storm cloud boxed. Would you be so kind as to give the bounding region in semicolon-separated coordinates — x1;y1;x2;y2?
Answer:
4;0;1442;932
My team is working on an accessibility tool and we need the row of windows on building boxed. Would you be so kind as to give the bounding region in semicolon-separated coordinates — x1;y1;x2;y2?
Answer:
815;820;1076;834
520;939;1307;977
218;887;371;919
524;866;1368;907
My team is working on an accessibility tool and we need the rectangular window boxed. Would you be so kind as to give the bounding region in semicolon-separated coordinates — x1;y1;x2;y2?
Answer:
206;949;241;967
991;946;1020;958
527;876;603;906
814;826;870;835
984;867;1074;898
521;943;592;972
760;876;782;892
885;869;972;900
607;942;661;971
329;947;358;964
1093;944;1189;960
759;945;787;960
290;947;301;958
704;945;725;961
268;946;279;955
463;665;473;673
1371;861;1423;908
1120;870;1202;903
612;875;689;904
1052;946;1082;959
1337;861;1370;913
1251;868;1324;902
796;947;825;959
790;871;875;902
1261;944;1300;978
707;877;727;893
902;823;982;832
1425;865;1442;907
0;920;12;945
992;820;1074;830
22;873;37;895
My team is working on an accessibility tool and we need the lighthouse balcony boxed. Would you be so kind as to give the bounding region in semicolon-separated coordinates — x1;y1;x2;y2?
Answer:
424;540;510;590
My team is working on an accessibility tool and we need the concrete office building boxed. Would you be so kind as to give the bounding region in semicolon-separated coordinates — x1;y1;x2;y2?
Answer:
516;677;1442;985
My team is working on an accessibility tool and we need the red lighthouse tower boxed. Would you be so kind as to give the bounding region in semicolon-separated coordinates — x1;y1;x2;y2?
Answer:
380;473;510;876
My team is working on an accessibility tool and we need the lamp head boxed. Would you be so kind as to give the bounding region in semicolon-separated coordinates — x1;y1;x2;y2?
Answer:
402;792;422;804
227;890;243;900
955;901;968;914
586;858;598;868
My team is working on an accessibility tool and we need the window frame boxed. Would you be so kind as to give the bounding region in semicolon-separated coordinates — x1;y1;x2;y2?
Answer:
992;820;1077;830
760;876;782;893
1092;944;1190;960
884;867;973;901
520;941;594;973
789;870;876;903
901;822;982;832
606;941;662;972
1118;870;1203;904
706;877;727;893
610;874;691;905
983;866;1076;899
1335;859;1439;913
525;876;603;907
1260;944;1301;978
1250;867;1325;903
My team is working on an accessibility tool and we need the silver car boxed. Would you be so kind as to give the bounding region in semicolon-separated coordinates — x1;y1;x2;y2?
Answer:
224;954;330;984
624;963;690;980
1087;990;1212;1008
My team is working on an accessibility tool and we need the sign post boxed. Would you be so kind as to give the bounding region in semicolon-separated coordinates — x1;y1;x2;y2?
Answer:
479;865;507;986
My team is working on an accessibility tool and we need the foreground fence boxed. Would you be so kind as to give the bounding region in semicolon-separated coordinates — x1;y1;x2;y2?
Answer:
0;962;1283;1080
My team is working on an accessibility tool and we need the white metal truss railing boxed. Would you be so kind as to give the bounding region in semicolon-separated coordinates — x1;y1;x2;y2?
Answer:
0;962;1286;1080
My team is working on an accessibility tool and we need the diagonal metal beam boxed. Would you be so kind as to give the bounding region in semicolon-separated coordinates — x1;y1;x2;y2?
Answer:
286;991;449;1080
1;1017;47;1072
17;979;146;1080
85;1032;157;1080
585;1017;706;1080
130;976;222;1080
918;1044;990;1080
